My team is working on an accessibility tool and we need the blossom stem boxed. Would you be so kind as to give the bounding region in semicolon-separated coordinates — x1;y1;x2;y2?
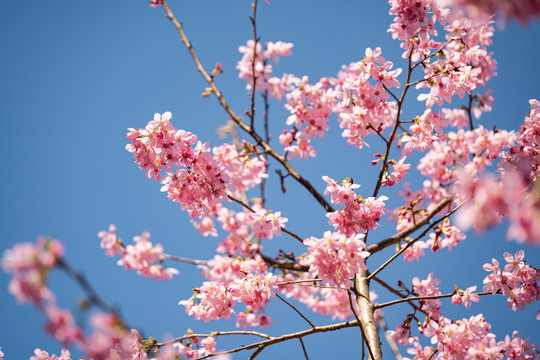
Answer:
371;275;427;315
299;337;310;360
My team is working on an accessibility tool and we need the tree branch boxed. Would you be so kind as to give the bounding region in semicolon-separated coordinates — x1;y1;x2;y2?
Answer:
366;196;452;254
191;320;360;360
160;0;334;213
374;291;494;310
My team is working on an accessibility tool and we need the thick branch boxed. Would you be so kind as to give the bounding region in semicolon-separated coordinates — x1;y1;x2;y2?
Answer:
156;330;273;347
354;271;382;360
192;320;360;360
374;291;494;310
366;197;452;254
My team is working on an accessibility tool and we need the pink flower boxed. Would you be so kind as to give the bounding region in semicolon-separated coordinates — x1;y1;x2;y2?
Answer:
452;286;480;308
179;281;235;322
43;304;84;347
1;237;64;306
97;224;124;257
201;336;217;353
236;311;272;329
102;228;179;281
30;348;72;360
304;231;369;288
229;272;278;311
249;210;288;239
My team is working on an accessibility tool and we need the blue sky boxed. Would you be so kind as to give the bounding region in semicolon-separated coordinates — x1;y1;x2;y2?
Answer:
1;1;540;359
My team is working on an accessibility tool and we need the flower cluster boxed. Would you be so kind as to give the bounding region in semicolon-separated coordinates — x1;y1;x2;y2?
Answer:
483;251;540;311
303;231;369;288
179;272;278;325
212;142;268;197
406;315;538;359
236;311;272;330
390;272;538;359
30;348;73;360
215;207;255;256
249;210;288;239
278;272;357;321
334;47;400;149
99;226;179;281
323;176;388;236
199;254;267;283
279;76;338;159
127;112;232;218
236;39;293;95
1;237;63;306
382;156;411;187
449;0;540;24
412;272;443;319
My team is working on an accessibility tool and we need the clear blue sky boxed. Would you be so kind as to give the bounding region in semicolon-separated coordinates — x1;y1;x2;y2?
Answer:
1;1;539;359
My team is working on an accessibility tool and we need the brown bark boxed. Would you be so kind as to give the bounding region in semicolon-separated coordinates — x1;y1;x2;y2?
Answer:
355;269;383;360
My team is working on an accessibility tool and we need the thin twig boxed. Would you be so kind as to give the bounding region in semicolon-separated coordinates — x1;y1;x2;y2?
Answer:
367;201;464;280
275;292;315;328
277;278;322;286
260;91;270;208
248;346;264;360
467;93;474;130
410;37;459;71
228;194;304;243
372;45;415;200
371;275;426;316
262;255;309;272
378;317;403;360
162;253;208;265
299;338;310;360
374;291;493;310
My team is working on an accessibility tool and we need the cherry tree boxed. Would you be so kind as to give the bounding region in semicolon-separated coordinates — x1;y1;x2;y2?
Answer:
2;0;540;359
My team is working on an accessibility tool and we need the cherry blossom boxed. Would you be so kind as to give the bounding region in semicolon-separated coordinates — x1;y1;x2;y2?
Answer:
1;237;63;306
304;231;369;288
99;226;179;281
30;349;73;360
249;209;288;239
